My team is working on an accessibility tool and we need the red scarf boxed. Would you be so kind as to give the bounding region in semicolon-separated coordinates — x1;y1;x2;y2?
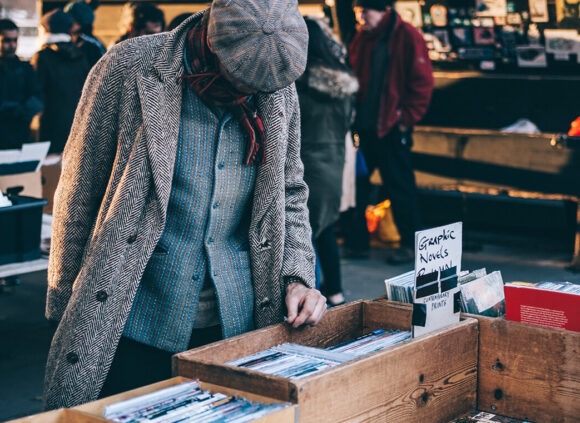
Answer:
182;15;265;165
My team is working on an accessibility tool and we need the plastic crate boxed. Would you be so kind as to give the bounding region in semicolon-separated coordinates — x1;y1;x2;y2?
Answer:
0;195;48;266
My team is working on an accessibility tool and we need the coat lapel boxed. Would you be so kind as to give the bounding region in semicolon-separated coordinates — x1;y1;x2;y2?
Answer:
136;13;202;212
252;92;286;225
137;74;181;211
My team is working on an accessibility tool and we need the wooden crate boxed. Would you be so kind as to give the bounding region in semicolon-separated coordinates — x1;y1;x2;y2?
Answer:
8;409;108;423
74;376;296;423
469;315;580;423
174;300;479;422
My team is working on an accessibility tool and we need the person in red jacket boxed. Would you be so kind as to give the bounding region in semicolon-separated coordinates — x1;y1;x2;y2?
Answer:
348;0;433;264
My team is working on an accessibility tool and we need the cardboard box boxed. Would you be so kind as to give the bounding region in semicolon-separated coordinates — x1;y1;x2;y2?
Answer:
174;300;479;423
75;376;296;423
0;171;42;198
467;314;580;423
41;161;61;215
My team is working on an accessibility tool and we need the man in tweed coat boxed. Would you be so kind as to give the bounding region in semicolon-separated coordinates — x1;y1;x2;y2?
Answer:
44;0;326;409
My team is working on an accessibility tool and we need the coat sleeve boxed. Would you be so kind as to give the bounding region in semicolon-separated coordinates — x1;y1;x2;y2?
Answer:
281;85;316;289
400;29;434;127
46;47;128;322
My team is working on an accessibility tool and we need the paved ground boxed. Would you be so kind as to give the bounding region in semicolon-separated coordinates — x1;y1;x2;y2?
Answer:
1;238;578;420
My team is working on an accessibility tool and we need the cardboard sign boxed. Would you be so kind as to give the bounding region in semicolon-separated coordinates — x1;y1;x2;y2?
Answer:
413;222;462;338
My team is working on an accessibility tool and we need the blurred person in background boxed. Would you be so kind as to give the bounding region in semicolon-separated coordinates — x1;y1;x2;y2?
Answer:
297;17;358;307
65;0;106;67
44;0;325;410
114;2;165;44
0;18;44;289
0;18;43;150
31;9;90;154
167;12;193;31
348;0;433;264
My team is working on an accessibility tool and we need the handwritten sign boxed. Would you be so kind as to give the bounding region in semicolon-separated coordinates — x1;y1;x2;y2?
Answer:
413;222;462;338
415;222;462;277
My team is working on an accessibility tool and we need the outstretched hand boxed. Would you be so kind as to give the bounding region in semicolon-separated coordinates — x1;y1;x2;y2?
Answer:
285;282;326;328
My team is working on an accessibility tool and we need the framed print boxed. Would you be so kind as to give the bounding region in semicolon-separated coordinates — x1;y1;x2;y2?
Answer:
395;1;424;28
544;28;578;60
529;0;549;22
430;4;448;27
515;45;548;67
476;0;507;17
473;26;496;45
452;27;473;46
432;29;452;51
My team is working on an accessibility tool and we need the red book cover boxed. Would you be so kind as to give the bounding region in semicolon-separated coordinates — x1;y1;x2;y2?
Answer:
504;282;580;332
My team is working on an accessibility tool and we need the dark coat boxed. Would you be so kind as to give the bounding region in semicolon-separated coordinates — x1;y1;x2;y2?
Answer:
31;42;90;154
297;64;356;237
44;12;314;409
0;57;43;149
349;11;434;137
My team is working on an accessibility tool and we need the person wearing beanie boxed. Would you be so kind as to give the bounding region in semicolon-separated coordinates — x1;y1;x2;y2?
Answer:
346;0;434;263
31;8;91;154
0;18;43;150
114;2;165;45
44;0;325;410
65;0;107;61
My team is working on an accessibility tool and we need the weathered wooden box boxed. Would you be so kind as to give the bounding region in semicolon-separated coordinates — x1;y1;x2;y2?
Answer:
74;376;296;423
8;409;107;423
468;314;580;423
174;300;478;422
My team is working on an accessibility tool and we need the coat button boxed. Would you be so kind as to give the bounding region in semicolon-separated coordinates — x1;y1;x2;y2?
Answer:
66;352;79;364
96;290;108;302
260;297;271;308
127;234;137;244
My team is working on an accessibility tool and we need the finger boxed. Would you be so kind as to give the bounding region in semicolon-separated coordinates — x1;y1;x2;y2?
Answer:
292;292;320;328
305;297;327;326
285;289;304;325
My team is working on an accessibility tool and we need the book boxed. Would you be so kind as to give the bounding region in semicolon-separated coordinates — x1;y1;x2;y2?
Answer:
459;270;505;317
504;281;580;332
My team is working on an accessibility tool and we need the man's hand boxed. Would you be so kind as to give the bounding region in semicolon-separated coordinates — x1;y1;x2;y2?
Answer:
285;282;326;328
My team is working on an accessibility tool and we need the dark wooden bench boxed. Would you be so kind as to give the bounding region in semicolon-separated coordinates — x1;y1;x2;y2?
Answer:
411;126;580;271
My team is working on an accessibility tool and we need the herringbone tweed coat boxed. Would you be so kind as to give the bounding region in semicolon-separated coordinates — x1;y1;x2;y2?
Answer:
44;12;315;410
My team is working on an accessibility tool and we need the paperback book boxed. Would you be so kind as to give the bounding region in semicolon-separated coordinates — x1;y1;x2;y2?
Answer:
505;281;580;332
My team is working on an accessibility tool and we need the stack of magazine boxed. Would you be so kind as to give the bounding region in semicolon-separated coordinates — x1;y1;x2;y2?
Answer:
385;268;506;317
458;269;505;317
227;329;411;379
103;380;289;422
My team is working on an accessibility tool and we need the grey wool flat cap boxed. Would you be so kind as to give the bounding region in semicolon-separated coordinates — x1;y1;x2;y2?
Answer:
207;0;308;93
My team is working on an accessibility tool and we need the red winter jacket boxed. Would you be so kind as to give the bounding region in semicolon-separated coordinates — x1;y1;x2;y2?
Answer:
349;11;434;137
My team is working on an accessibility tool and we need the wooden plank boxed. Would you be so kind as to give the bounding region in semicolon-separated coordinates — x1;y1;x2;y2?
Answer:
174;361;296;403
173;325;288;364
474;316;580;423
8;409;108;423
363;300;412;330
288;300;364;348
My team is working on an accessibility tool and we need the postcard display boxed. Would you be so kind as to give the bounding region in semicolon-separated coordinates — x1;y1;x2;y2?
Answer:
396;0;580;71
174;300;478;422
